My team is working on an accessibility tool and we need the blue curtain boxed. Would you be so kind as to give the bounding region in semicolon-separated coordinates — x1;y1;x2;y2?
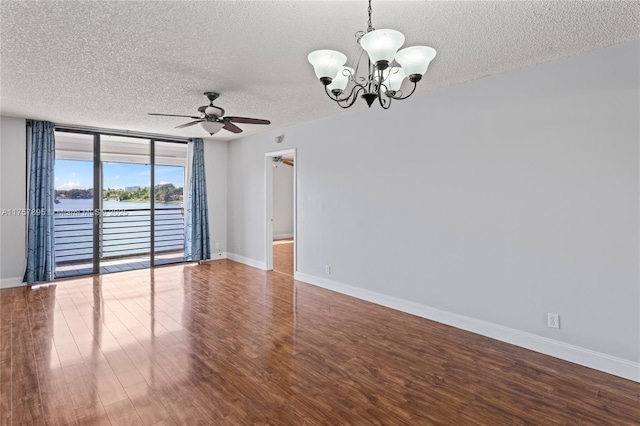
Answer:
24;121;56;284
184;138;211;261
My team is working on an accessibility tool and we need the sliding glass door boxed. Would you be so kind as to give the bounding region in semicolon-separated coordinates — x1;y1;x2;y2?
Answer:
154;141;187;266
100;135;151;273
54;131;188;278
53;132;96;277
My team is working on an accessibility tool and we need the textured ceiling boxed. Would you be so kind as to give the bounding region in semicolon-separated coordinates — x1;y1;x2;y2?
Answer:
1;1;638;140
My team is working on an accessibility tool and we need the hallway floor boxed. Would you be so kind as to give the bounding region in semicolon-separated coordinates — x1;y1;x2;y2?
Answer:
273;238;293;276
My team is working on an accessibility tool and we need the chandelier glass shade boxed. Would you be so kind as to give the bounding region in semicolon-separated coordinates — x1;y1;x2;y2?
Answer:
360;29;405;67
307;0;436;109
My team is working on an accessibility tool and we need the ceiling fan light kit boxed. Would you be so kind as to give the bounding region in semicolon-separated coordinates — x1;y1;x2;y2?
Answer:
200;121;225;135
148;91;271;136
307;0;437;109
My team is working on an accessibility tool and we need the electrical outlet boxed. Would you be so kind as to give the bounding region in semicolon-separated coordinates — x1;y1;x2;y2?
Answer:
547;313;560;329
325;265;331;274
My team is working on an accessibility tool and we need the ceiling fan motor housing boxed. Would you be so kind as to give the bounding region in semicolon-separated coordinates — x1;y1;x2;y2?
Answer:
204;105;225;117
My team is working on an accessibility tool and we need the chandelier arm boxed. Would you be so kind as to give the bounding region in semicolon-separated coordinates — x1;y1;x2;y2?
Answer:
351;48;367;82
324;83;365;109
388;82;418;100
337;85;365;109
379;81;391;94
378;91;392;109
373;66;383;93
324;84;347;102
324;81;354;102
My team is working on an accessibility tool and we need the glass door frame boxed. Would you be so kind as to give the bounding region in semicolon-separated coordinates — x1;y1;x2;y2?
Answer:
55;127;188;275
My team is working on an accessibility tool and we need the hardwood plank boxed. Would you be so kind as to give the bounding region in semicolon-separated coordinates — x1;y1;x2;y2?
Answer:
73;402;110;425
124;382;171;425
1;260;639;424
104;398;144;425
12;394;43;425
164;399;219;425
149;419;177;426
38;369;78;426
104;349;145;389
54;340;84;367
92;362;129;406
62;363;103;411
0;386;11;426
273;239;294;276
10;312;40;400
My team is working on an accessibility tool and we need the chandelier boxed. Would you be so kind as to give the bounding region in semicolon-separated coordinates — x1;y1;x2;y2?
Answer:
307;0;437;109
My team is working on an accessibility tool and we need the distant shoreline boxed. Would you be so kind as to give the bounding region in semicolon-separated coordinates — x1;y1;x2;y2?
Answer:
57;198;182;204
56;184;183;204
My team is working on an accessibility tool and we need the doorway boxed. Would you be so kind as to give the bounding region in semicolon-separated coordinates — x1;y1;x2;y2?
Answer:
265;149;296;275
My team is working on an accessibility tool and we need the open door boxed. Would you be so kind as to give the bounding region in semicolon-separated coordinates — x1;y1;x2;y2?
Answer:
265;149;296;275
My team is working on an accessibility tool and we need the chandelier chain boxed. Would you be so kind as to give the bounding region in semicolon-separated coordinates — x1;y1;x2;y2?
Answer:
367;0;374;32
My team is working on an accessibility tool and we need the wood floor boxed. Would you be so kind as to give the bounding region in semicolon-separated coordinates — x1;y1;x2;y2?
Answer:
1;261;638;425
273;239;293;276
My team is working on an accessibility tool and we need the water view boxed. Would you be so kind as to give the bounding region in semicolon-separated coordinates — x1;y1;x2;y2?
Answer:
54;198;179;211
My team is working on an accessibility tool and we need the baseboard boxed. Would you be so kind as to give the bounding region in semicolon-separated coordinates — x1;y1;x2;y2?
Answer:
0;276;25;289
294;272;640;383
273;233;294;240
226;253;267;270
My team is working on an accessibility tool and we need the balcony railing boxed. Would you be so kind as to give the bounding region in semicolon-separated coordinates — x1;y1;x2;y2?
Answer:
54;207;184;264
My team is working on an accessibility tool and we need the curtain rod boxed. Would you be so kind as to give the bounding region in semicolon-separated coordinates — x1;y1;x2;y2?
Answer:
27;120;191;143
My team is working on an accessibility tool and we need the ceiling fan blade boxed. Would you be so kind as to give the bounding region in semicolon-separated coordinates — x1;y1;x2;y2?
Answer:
149;113;201;119
224;116;271;125
282;160;294;167
223;120;243;134
175;120;203;129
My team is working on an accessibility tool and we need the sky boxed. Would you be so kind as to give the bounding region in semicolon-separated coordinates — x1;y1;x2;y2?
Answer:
55;160;184;190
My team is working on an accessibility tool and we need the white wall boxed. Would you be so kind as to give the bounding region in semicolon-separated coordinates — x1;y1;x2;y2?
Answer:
203;138;227;259
227;135;265;260
226;40;639;380
273;163;294;239
0;116;27;288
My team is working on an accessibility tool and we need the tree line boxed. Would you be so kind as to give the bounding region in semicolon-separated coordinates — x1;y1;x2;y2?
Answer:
56;183;183;203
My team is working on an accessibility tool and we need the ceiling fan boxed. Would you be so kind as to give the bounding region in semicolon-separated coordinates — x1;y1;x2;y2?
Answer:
273;156;294;167
148;92;271;135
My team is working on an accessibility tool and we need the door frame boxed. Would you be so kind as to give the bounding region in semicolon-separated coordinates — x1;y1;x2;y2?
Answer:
264;148;296;272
